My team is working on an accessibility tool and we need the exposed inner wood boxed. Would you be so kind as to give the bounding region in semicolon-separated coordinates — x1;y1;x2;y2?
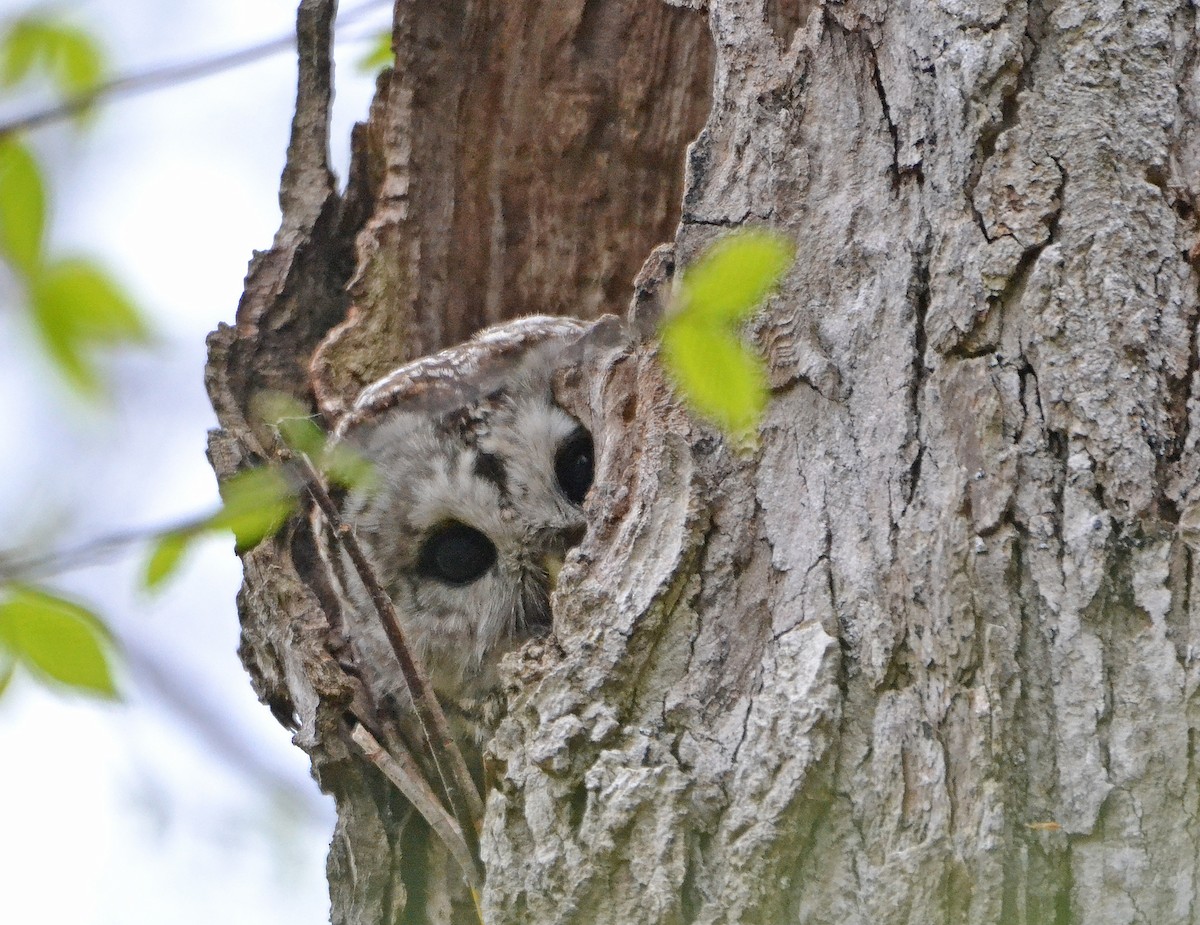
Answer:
309;0;714;417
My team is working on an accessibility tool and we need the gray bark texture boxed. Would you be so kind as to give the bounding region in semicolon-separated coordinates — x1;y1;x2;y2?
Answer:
205;0;1200;922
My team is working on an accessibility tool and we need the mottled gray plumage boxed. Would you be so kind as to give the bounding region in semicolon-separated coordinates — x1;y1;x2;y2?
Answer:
317;316;592;742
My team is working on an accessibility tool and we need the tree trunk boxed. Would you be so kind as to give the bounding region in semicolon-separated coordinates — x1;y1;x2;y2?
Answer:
205;0;1200;923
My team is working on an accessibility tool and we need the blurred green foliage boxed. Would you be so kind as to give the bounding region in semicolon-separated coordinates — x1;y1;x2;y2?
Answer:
0;585;118;698
0;9;150;399
0;137;44;273
143;530;191;591
659;229;794;440
3;389;373;695
211;467;300;555
143;467;298;591
1;13;105;101
357;29;392;73
257;393;376;491
0;9;145;702
32;257;150;393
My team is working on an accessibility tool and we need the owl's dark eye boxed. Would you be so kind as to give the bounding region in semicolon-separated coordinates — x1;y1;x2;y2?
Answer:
418;523;497;585
555;427;594;504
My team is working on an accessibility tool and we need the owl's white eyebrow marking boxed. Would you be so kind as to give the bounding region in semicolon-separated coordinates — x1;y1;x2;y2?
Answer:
337;316;588;434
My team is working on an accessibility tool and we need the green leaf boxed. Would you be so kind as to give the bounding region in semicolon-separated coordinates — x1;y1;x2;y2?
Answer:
35;258;147;343
210;467;298;553
254;391;376;489
0;19;45;87
678;229;795;323
30;257;150;394
658;230;794;439
0;137;46;276
0;586;117;698
148;466;305;584
357;30;393;73
49;24;103;96
144;531;192;590
276;413;326;457
661;318;769;438
0;653;14;699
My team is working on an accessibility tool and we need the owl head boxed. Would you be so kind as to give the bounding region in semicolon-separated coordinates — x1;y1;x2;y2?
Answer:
321;317;594;737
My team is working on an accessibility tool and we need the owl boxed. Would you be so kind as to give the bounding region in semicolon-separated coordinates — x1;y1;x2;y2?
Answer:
316;316;596;745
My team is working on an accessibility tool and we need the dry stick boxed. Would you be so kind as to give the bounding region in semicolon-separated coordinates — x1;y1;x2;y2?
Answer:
348;721;482;890
298;456;485;840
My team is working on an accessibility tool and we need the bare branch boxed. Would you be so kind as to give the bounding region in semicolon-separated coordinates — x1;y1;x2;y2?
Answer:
0;0;392;137
297;453;486;851
0;521;199;584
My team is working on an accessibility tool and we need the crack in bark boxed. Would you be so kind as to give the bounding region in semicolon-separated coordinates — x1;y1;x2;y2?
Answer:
953;154;1065;361
1047;429;1069;553
1162;265;1200;484
729;668;765;769
904;246;932;510
1004;536;1078;925
964;0;1038;239
1189;726;1200;925
862;35;902;190
968;67;1024;238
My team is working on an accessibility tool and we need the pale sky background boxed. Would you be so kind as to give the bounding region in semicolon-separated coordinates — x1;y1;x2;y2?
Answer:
0;1;391;922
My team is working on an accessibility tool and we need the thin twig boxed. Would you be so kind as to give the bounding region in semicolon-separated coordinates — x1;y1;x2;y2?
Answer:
298;454;485;844
349;721;483;891
0;519;203;584
0;0;392;137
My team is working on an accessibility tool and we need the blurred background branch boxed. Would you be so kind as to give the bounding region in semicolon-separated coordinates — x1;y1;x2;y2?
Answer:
0;0;390;136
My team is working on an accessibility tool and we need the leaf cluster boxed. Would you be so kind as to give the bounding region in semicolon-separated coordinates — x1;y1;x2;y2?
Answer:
0;395;371;701
0;12;149;396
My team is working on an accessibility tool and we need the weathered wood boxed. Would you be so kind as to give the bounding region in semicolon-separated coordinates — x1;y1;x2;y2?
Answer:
207;0;1200;922
488;1;1200;923
309;0;714;415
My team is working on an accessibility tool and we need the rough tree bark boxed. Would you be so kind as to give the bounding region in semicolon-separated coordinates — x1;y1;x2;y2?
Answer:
206;0;1200;922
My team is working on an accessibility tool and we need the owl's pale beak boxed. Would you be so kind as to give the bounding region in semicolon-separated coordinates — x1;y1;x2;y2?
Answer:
542;554;565;592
